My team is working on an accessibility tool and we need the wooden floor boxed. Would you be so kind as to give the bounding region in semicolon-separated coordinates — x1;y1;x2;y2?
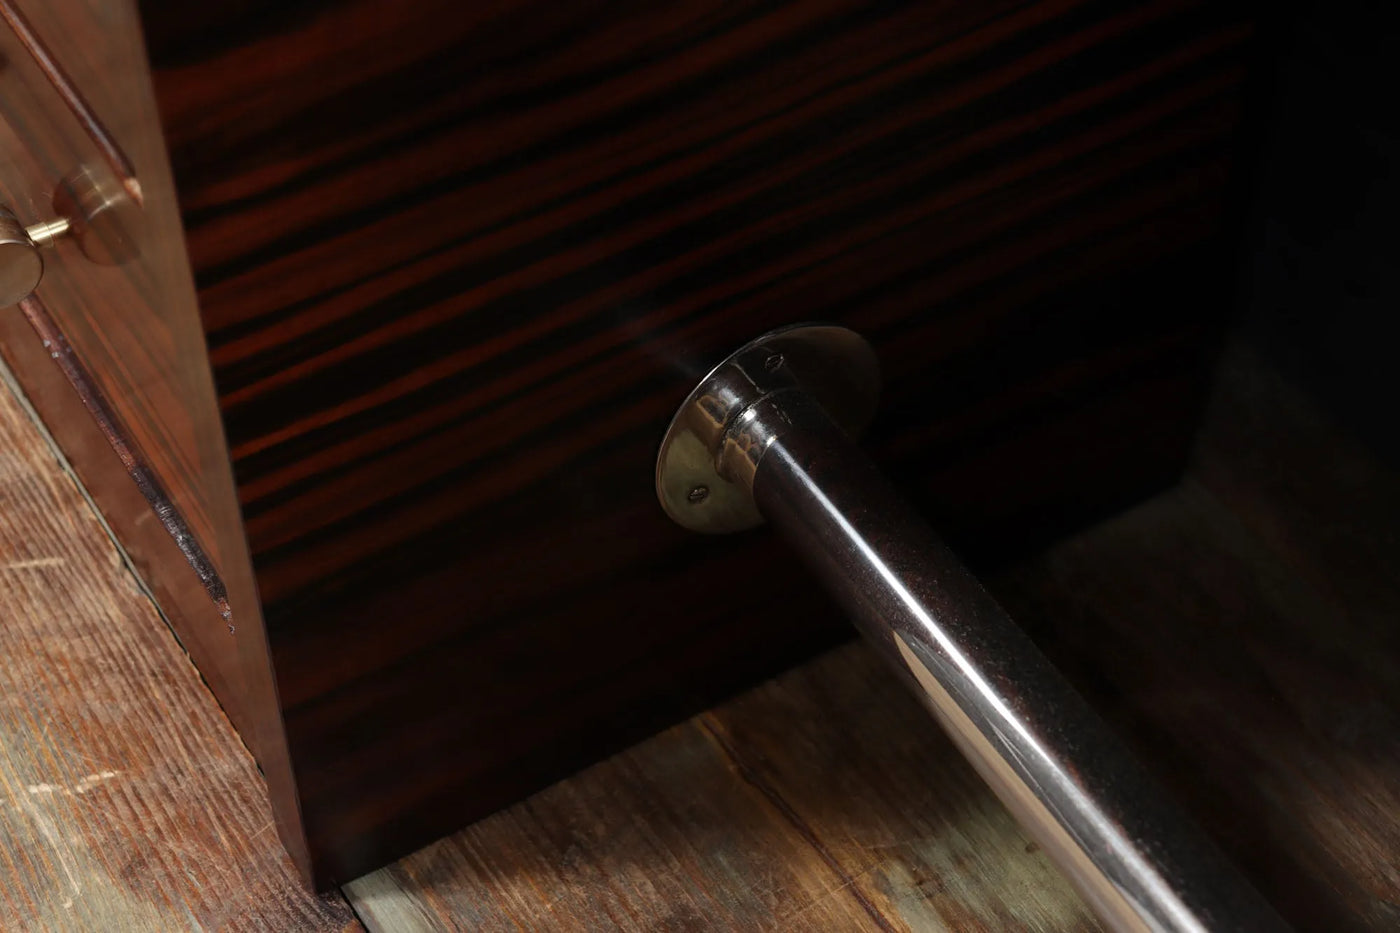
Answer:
2;345;1397;932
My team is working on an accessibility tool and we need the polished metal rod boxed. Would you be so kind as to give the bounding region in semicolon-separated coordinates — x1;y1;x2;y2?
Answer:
656;326;1288;933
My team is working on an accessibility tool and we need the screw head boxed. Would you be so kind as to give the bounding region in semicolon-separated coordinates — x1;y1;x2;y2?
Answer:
686;485;709;503
763;352;785;372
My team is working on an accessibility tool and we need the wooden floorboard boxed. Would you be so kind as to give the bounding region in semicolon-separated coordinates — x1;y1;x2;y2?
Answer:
345;643;1100;932
2;344;1397;931
0;366;359;932
345;711;914;932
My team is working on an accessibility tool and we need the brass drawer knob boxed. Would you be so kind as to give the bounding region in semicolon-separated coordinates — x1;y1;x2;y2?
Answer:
0;208;46;307
0;167;139;306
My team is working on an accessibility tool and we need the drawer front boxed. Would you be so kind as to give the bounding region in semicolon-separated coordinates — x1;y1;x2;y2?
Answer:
1;0;224;569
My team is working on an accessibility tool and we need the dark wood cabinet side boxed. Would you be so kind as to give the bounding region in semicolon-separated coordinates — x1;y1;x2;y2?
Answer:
9;0;1268;882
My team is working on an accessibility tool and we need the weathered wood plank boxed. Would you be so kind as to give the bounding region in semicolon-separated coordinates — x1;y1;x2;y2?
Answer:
345;713;903;932
347;639;1105;932
698;653;1102;933
0;367;357;931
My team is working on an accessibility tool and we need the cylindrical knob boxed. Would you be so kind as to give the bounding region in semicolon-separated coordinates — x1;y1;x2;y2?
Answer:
0;207;45;306
53;167;140;266
656;325;1289;933
0;166;140;306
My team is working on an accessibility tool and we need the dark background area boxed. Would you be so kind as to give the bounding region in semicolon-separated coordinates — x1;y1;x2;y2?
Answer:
1244;1;1399;466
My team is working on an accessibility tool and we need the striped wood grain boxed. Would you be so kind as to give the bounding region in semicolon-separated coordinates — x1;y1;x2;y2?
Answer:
141;0;1260;877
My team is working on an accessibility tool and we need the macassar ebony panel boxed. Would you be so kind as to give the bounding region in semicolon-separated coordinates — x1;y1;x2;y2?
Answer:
139;0;1258;880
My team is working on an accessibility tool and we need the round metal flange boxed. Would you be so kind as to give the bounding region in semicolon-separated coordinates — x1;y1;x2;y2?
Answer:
655;323;880;534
